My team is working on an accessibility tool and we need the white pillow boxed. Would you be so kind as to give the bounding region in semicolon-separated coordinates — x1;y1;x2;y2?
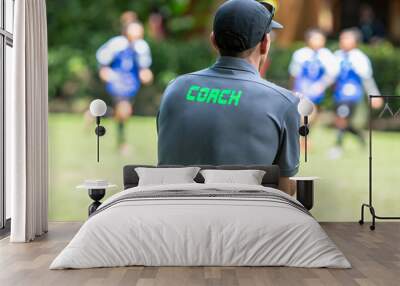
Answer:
135;167;200;186
200;169;266;185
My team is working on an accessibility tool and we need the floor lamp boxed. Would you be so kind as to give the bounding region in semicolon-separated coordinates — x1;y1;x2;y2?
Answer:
359;95;400;230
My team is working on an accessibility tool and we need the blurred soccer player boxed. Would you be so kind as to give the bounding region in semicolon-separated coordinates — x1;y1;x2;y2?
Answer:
96;18;153;152
329;28;382;159
289;29;338;114
120;11;137;27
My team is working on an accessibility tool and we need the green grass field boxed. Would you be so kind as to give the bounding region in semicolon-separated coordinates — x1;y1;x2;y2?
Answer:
49;113;400;222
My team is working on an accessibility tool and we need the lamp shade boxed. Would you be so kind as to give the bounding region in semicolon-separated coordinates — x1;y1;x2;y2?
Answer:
90;99;107;117
298;97;314;116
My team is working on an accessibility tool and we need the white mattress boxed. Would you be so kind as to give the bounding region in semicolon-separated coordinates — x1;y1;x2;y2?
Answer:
50;183;350;269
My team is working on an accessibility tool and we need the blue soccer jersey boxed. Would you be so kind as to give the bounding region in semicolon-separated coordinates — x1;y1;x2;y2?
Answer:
334;54;363;103
334;49;378;104
289;47;339;105
96;36;141;98
294;54;325;104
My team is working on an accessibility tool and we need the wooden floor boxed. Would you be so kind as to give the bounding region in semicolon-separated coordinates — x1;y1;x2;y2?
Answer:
0;222;399;286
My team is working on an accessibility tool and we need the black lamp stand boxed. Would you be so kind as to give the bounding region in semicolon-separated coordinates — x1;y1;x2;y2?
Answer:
95;117;106;162
296;180;314;210
359;95;400;230
299;116;310;163
88;189;106;216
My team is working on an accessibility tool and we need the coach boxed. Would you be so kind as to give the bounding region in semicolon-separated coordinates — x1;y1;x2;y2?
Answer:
157;0;300;194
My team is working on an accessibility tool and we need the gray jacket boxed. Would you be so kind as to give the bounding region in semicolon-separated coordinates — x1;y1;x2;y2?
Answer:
157;57;300;177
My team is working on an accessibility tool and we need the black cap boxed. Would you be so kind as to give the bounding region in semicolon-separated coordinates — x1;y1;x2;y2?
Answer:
213;0;283;53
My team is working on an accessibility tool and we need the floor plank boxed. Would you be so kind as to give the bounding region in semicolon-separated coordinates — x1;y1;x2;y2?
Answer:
0;222;399;286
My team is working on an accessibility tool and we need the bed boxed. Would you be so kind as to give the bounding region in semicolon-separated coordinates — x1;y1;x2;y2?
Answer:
50;165;351;269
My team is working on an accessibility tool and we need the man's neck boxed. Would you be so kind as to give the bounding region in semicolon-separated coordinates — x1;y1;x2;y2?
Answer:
243;56;261;73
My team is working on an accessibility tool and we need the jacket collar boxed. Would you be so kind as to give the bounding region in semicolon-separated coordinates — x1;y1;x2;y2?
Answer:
212;56;259;76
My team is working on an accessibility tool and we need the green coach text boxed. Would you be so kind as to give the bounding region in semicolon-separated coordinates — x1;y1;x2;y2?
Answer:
186;85;242;106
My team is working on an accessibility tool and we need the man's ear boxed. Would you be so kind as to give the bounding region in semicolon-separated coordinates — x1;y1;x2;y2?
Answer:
260;33;270;55
210;32;218;51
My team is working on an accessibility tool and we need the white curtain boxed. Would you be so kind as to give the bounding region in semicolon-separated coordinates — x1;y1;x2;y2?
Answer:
7;0;48;242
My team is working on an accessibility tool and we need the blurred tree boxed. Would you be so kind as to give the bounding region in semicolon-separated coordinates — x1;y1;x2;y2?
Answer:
47;0;216;114
47;0;400;118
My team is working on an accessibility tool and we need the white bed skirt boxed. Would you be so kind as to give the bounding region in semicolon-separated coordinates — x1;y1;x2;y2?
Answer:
50;184;351;269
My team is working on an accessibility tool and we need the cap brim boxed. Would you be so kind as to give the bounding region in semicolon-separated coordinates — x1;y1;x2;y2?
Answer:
271;20;283;29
